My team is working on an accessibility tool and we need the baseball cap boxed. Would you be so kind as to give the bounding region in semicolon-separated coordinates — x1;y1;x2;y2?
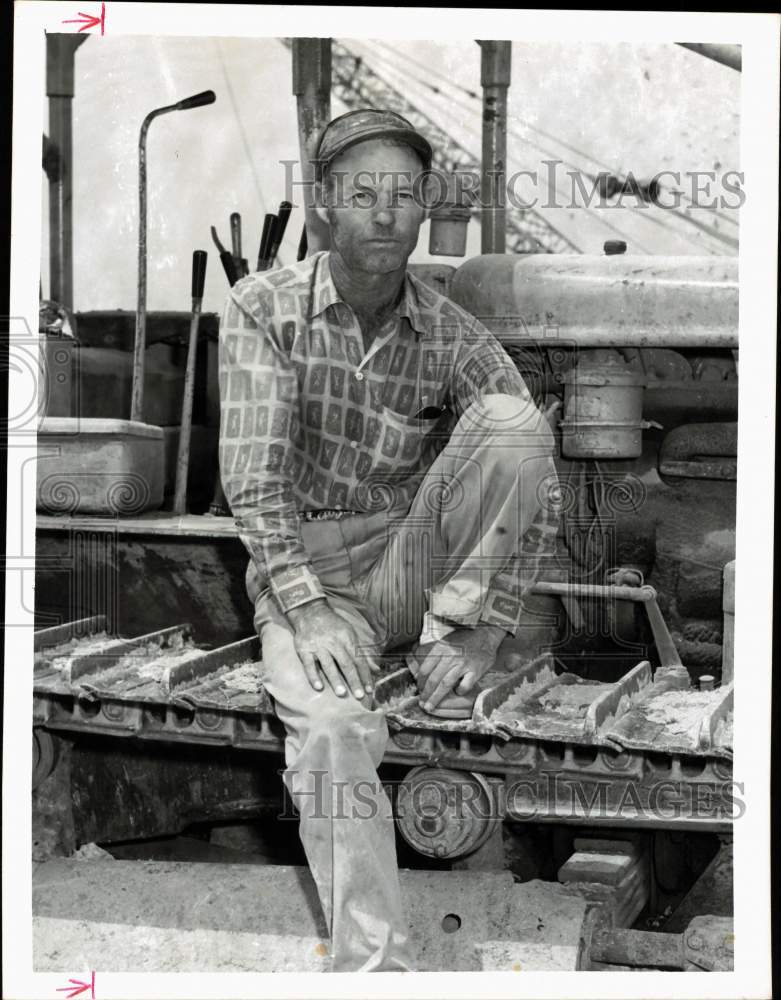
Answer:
314;108;433;179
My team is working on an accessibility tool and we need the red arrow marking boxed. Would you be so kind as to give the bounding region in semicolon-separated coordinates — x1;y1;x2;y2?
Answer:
62;2;105;35
56;970;95;999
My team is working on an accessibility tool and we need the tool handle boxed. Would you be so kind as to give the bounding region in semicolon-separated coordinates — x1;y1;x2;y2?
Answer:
175;90;216;111
269;201;293;261
191;250;208;300
210;225;227;254
257;213;277;271
220;252;239;287
296;225;308;261
230;212;242;260
174;288;204;514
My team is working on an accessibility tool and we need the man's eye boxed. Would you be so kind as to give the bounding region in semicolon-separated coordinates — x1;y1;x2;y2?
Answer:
352;191;374;207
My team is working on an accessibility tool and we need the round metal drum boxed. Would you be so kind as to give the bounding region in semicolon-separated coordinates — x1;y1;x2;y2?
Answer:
395;765;499;860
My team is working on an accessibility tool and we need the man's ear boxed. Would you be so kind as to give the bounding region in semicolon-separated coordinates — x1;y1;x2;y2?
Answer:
313;179;329;226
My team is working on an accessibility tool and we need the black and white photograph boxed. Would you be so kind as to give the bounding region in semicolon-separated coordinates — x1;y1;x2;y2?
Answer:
4;5;778;998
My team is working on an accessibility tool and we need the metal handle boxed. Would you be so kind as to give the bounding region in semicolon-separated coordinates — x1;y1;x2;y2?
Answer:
297;225;308;261
230;212;242;260
174;254;208;514
191;249;207;300
257;213;277;271
175;90;216;111
269;201;292;261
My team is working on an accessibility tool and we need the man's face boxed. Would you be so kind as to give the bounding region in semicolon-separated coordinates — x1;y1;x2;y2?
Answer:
316;139;428;275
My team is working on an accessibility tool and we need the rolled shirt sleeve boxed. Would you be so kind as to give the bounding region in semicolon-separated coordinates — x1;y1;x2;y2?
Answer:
218;290;326;614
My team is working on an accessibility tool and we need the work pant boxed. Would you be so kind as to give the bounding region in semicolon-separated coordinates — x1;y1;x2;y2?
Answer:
249;394;556;971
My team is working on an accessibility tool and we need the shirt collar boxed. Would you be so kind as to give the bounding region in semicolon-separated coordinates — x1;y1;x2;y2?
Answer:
309;252;432;339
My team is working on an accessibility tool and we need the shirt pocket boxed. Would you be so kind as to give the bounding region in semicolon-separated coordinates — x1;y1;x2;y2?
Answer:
374;405;445;471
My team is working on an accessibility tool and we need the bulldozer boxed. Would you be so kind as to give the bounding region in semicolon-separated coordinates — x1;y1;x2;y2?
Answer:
31;34;740;973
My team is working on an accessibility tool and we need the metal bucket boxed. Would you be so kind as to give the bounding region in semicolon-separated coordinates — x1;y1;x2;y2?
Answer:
429;206;472;257
561;359;650;458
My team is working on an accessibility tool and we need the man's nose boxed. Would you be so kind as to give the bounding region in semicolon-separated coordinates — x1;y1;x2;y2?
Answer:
371;192;398;226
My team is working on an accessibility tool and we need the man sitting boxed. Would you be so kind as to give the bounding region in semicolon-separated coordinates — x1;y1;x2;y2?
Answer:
218;108;559;971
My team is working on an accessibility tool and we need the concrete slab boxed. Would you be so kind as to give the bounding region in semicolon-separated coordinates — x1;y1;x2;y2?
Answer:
33;861;588;972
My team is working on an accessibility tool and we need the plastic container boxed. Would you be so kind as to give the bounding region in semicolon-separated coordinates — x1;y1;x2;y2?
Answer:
37;417;165;515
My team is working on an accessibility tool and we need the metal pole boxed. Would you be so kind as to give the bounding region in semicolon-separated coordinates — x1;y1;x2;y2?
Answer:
131;91;215;424
132;111;154;423
292;38;332;255
532;582;657;602
45;35;88;308
479;40;512;254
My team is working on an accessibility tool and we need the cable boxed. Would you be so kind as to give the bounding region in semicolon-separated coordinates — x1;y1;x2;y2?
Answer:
352;40;652;251
214;41;268;218
373;38;739;229
366;39;738;244
330;40;581;252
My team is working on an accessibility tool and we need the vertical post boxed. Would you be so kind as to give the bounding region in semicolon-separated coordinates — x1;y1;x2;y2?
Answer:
132;111;155;424
46;34;88;308
479;40;511;255
292;38;332;255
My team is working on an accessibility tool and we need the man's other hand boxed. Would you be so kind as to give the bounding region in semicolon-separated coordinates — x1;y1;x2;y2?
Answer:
286;599;380;700
412;624;505;711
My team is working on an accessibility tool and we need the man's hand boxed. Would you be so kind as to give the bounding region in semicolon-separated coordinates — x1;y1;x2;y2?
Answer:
411;624;506;711
287;599;380;700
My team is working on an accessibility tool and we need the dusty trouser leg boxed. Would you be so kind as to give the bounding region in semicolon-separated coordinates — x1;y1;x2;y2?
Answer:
364;393;557;647
253;591;413;972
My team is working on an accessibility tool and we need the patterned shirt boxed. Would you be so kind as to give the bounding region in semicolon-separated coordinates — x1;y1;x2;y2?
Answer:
218;251;558;632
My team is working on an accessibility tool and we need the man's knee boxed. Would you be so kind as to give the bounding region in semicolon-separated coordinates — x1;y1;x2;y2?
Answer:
464;392;554;449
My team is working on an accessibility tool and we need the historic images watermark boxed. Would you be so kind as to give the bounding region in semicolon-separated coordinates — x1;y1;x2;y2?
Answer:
280;160;746;212
279;769;745;825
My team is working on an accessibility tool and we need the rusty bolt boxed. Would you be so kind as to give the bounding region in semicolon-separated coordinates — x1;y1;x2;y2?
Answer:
434;844;446;858
687;932;703;951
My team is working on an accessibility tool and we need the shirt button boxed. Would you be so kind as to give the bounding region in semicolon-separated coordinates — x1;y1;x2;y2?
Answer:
355;371;364;381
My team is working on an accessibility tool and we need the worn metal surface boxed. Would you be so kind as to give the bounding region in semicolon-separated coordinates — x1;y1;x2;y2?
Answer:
561;353;649;459
34;528;252;645
396;766;501;859
479;41;511;254
46;34;87;308
591;925;685;968
33;620;736;835
292;38;332;255
659;422;738;482
682;914;734;971
449;254;738;347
